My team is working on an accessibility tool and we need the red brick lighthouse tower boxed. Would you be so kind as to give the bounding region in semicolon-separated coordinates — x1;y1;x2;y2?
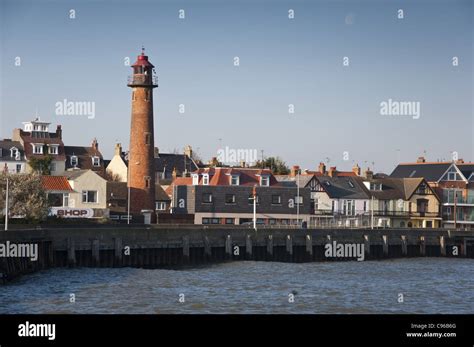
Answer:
127;48;158;222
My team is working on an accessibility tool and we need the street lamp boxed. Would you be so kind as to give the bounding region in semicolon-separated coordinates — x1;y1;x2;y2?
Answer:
4;177;9;231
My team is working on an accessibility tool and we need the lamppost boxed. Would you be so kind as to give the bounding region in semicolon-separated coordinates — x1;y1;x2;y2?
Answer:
4;177;9;231
296;169;300;228
252;185;257;231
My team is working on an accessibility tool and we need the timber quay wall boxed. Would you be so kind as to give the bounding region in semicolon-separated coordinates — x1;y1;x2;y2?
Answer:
0;226;473;282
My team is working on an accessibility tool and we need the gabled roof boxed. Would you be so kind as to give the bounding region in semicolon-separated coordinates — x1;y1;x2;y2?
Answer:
315;176;370;199
64;145;104;171
0;140;24;161
154;153;198;177
41;176;73;192
390;163;452;181
275;174;315;188
64;169;106;181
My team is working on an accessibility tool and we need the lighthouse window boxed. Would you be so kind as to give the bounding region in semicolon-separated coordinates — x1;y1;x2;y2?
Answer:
145;133;151;145
145;176;151;188
132;91;136;101
145;90;151;101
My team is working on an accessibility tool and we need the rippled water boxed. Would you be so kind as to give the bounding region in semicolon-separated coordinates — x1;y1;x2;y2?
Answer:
0;258;473;314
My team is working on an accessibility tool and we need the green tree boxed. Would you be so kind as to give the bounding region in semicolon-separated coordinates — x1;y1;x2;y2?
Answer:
28;154;53;175
252;156;290;175
0;173;49;223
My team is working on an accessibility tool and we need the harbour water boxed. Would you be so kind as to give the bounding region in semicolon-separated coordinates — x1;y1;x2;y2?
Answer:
0;258;473;314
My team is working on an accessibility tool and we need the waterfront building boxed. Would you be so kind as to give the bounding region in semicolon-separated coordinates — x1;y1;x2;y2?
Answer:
64;138;105;176
0;140;26;174
391;157;474;229
169;167;311;225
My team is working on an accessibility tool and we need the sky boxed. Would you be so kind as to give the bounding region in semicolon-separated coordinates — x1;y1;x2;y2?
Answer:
0;0;472;174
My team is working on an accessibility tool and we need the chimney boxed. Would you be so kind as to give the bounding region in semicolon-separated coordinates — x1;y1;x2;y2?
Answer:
417;156;426;163
209;157;219;167
456;158;465;164
91;138;98;151
240;160;246;168
364;168;374;180
328;166;337;177
290;165;300;177
154;147;159;158
352;163;361;176
318;162;326;175
114;143;122;156
56;125;62;140
184;145;192;158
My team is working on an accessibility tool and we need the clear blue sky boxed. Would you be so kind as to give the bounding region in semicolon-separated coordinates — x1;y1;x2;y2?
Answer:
0;0;472;174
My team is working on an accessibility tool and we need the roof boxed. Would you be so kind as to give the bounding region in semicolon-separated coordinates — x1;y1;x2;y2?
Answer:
365;177;425;200
193;167;279;186
390;163;451;181
64;145;104;171
0;140;24;161
17;129;66;160
316;176;370;199
165;177;193;196
106;182;170;201
275;174;315;188
63;169;106;182
154;153;198;176
41;176;73;192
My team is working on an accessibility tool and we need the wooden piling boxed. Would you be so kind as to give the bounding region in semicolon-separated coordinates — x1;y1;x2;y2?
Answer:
114;238;122;266
306;235;313;255
266;235;273;257
382;235;388;256
67;238;76;267
182;236;190;260
225;235;232;258
286;235;293;255
440;236;446;256
204;236;211;258
92;239;100;266
246;235;252;258
401;235;407;256
363;235;370;257
420;236;426;256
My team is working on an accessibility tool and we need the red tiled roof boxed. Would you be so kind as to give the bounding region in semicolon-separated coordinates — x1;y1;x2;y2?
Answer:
41;176;73;191
165;177;192;195
193;167;279;186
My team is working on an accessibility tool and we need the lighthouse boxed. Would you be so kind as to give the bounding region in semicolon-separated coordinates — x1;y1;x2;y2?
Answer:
127;48;158;222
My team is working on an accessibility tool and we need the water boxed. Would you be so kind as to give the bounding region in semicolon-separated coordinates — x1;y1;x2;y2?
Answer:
0;258;473;314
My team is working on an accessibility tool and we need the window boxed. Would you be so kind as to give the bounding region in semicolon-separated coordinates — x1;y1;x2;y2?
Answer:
202;218;210;224
145;176;151;188
416;183;429;195
260;175;270;186
272;195;281;205
48;193;64;207
447;172;457;181
10;147;18;159
145;133;151;145
225;194;236;204
343;200;355;216
225;218;235;225
49;145;58;155
363;201;367;211
156;202;166;211
82;190;98;203
132;91;136;101
16;164;21;173
325;181;331;187
92;156;100;167
314;198;319;210
50;162;56;172
348;180;355;188
202;193;212;203
211;218;220;224
63;193;69;207
70;155;78;167
230;175;239;186
192;174;199;185
248;194;259;204
202;174;209;185
370;183;382;191
32;144;43;154
295;196;303;205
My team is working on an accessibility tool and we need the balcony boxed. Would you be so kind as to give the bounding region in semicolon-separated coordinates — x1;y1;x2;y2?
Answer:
127;74;158;87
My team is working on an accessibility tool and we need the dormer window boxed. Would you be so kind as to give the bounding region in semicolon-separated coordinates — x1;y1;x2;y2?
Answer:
192;174;199;185
230;174;240;186
32;144;43;154
202;173;209;185
49;145;58;155
369;183;382;191
92;156;100;167
70;155;78;167
10;147;19;159
260;175;270;187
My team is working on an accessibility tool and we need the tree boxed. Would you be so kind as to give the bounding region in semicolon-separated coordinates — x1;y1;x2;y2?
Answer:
252;156;290;175
0;173;49;223
28;155;53;175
